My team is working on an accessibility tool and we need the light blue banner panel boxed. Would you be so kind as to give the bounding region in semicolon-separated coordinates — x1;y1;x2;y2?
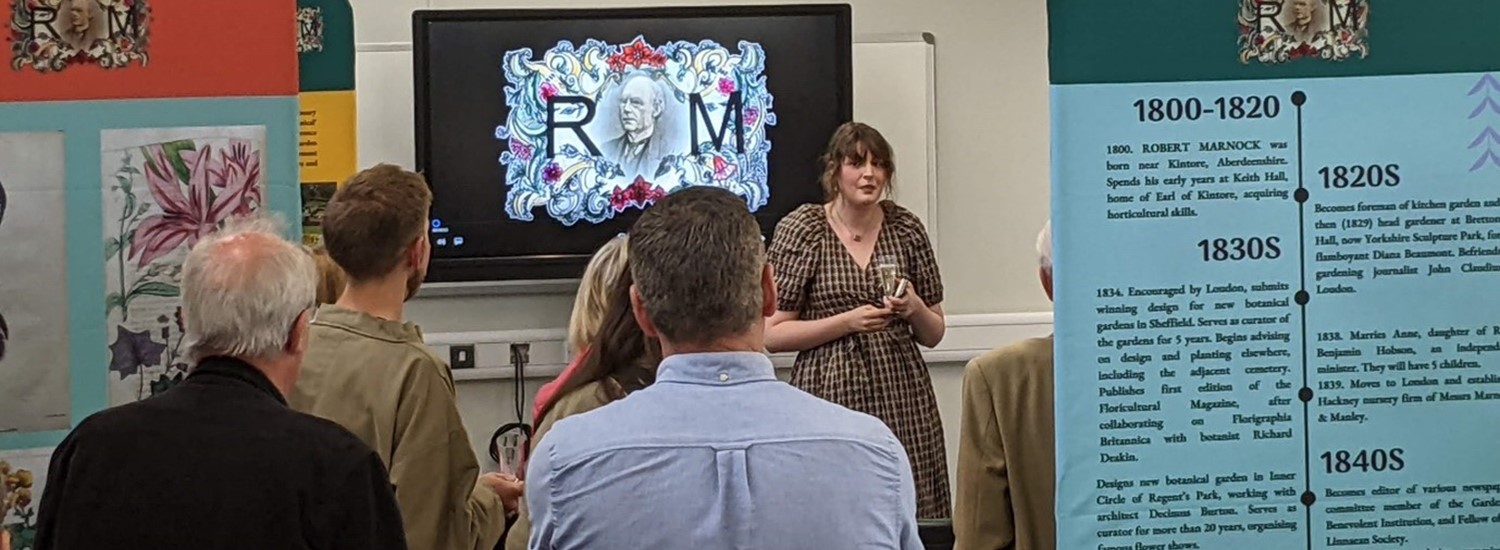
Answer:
1054;72;1500;550
0;96;298;451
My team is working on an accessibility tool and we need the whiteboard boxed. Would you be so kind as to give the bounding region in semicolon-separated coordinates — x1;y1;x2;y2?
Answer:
851;34;939;247
353;33;939;244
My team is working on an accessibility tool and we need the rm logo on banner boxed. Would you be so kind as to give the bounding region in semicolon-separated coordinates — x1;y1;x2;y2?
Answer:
1238;0;1368;64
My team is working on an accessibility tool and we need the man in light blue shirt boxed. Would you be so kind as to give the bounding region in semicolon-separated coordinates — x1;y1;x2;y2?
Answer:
527;186;923;550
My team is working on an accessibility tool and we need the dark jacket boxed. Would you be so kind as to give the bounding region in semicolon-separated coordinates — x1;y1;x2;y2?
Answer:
34;356;408;550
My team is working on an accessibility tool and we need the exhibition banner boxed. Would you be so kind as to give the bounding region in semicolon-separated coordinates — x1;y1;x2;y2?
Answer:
1050;2;1500;548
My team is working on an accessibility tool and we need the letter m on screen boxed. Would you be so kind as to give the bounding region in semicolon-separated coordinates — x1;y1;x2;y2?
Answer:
690;91;744;154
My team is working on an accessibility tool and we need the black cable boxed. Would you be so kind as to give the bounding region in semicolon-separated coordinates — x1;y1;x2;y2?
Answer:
489;344;533;469
510;343;529;424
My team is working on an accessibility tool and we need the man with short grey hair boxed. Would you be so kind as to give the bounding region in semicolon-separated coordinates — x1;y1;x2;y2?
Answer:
954;219;1056;550
34;219;408;550
526;186;923;550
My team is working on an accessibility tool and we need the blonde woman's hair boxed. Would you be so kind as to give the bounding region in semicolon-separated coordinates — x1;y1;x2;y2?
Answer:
568;235;630;356
303;245;348;305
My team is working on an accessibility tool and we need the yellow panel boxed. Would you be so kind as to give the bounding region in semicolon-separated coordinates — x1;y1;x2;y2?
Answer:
298;90;358;184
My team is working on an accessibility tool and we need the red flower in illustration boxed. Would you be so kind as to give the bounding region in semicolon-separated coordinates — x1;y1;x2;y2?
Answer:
610;176;667;212
131;141;262;268
540;81;559;103
607;38;667;71
718;77;737;95
711;156;738;182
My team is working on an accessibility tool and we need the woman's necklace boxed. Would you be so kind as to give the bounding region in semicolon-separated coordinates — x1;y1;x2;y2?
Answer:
830;202;877;242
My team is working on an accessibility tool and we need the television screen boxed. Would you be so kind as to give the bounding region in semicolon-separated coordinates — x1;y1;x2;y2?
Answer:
413;5;853;282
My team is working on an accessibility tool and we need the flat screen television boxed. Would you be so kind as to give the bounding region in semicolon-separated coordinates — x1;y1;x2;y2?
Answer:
413;5;853;282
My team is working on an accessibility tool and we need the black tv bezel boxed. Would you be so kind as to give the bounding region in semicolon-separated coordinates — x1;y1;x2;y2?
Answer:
412;4;854;283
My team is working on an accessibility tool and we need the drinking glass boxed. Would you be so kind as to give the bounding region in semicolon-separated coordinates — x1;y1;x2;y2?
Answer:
876;255;902;296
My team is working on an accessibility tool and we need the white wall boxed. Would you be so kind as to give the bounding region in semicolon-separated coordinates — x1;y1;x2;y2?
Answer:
345;0;1053;493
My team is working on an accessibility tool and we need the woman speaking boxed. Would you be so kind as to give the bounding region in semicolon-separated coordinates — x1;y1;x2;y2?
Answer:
766;122;949;519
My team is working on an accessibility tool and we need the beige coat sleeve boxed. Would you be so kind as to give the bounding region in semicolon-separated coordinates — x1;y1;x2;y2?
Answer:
954;359;1015;550
389;354;506;550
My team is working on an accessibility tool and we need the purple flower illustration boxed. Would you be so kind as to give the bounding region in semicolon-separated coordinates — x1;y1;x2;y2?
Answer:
718;77;737;95
543;162;563;184
745;107;760;128
107;325;166;379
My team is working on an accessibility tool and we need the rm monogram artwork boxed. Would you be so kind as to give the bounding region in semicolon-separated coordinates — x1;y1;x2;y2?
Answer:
296;6;323;54
1238;0;1368;64
9;0;151;72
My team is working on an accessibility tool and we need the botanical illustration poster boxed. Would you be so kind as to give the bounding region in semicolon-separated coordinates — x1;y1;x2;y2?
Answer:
0;131;70;434
100;126;266;407
1;447;53;550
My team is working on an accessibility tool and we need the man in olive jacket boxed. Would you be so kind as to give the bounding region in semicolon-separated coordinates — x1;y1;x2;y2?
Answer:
289;164;521;550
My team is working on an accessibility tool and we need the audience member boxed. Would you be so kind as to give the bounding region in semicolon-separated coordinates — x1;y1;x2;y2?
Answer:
766;121;951;518
527;186;922;549
34;219;407;550
531;234;630;424
305;244;348;305
954;220;1056;550
288;164;516;550
505;265;660;550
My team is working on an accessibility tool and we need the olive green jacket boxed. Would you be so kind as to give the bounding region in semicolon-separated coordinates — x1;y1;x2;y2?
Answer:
289;305;505;550
954;335;1056;550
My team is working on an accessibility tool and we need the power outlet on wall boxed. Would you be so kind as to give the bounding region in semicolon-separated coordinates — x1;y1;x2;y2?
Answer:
509;343;531;367
450;344;476;369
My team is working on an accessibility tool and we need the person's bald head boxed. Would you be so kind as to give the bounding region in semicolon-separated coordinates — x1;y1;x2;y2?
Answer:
182;218;316;364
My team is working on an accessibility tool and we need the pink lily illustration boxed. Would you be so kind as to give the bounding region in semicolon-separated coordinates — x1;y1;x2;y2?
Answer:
130;140;262;268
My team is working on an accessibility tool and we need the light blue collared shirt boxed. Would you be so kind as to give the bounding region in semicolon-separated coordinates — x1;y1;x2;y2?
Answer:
526;351;922;550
